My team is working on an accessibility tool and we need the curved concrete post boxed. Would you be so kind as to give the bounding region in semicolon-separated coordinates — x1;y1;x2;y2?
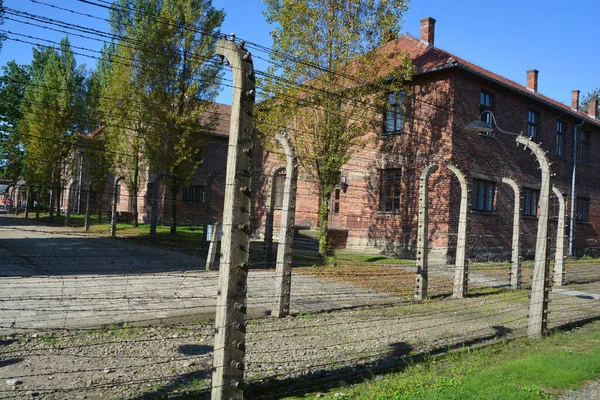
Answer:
84;183;92;231
502;177;522;289
517;135;553;339
552;186;566;286
24;185;31;219
415;163;438;301
264;166;285;265
206;222;222;271
13;185;20;215
65;181;78;227
273;132;298;318
212;38;255;400
111;177;124;237
35;184;42;219
448;165;470;299
149;174;165;243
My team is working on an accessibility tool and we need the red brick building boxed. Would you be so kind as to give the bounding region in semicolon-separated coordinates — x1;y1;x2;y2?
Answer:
62;103;232;230
251;17;600;261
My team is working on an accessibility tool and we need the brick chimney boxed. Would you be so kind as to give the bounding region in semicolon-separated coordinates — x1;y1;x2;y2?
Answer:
420;17;436;47
572;90;580;112
589;98;598;119
526;70;538;93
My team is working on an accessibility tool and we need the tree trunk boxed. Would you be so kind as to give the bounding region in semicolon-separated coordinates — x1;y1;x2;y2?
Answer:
317;187;333;256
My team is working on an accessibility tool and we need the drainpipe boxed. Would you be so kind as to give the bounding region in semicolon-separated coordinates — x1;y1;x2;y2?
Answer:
568;120;585;257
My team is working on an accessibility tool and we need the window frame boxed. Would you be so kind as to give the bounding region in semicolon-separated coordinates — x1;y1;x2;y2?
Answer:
384;91;405;134
527;110;539;141
471;179;495;212
479;91;494;136
522;188;539;217
579;130;588;163
182;185;204;204
576;197;590;222
556;121;564;156
379;168;402;212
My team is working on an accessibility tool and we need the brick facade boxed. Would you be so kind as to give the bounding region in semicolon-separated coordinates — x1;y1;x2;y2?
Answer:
251;18;600;261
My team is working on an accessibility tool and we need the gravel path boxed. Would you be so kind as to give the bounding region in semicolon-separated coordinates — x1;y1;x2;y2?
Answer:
1;289;599;399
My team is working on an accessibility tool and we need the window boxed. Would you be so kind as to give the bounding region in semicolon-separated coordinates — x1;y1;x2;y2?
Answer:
479;91;493;136
471;179;495;212
576;198;590;222
380;169;401;211
115;184;121;205
522;188;539;216
182;185;203;203
579;131;588;163
272;173;285;209
527;110;539;140
556;121;564;156
384;92;405;134
551;195;560;218
332;188;341;214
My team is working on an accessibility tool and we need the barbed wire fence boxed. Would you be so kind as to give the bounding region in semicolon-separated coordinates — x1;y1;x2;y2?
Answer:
1;2;600;399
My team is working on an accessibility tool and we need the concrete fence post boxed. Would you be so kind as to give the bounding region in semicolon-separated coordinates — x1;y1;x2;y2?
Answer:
206;222;221;271
111;177;124;237
502;177;522;289
14;186;19;216
84;185;91;232
517;136;553;339
149;174;164;244
211;37;255;400
552;186;566;286
24;185;31;219
415;164;438;301
448;165;470;299
272;132;298;318
264;167;285;267
35;185;41;219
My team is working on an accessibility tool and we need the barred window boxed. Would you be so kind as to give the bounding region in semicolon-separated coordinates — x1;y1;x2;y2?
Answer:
556;121;564;156
384;92;405;134
471;179;495;212
479;91;493;136
576;198;590;222
579;131;588;163
528;110;539;140
522;188;539;216
182;185;204;203
380;169;401;211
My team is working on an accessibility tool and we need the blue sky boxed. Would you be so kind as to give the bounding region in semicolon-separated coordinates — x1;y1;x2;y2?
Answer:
1;0;598;107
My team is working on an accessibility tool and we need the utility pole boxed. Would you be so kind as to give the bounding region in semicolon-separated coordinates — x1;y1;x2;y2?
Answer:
272;132;298;317
211;36;255;400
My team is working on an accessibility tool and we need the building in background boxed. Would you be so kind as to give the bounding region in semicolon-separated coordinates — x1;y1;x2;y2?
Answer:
252;17;600;262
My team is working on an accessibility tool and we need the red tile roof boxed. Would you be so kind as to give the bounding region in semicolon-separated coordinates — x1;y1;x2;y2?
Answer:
382;34;600;127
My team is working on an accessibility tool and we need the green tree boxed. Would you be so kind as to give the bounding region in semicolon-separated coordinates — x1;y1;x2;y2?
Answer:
107;0;224;233
258;0;414;255
20;38;85;215
0;61;30;180
581;88;599;114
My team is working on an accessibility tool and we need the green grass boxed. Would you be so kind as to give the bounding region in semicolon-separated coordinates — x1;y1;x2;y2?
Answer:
283;321;600;399
25;212;204;241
